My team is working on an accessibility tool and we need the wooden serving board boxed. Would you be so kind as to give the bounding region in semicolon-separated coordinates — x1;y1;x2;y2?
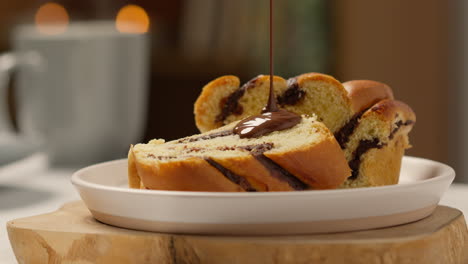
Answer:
7;201;468;264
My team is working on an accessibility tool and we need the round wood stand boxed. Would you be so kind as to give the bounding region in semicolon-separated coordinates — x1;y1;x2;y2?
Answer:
7;201;468;264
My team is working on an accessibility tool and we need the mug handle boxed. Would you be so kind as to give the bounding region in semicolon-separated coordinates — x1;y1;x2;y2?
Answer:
0;51;43;135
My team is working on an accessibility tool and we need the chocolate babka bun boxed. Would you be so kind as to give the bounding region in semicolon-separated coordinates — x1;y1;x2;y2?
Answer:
340;99;415;188
129;116;350;192
193;73;415;188
272;75;414;187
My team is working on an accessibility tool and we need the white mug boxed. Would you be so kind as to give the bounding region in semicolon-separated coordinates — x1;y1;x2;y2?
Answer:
0;21;149;167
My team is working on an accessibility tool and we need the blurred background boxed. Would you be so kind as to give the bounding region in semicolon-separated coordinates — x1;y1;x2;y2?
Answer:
0;0;465;181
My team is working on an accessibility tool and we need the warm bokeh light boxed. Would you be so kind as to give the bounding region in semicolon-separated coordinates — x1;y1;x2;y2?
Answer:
35;2;69;35
115;4;150;34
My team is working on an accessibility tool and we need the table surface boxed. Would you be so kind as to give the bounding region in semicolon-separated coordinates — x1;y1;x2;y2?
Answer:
1;154;467;264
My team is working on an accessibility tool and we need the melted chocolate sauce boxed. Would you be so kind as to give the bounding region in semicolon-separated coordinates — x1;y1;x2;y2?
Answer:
277;78;306;106
268;0;276;113
233;110;301;138
205;158;257;192
233;0;301;139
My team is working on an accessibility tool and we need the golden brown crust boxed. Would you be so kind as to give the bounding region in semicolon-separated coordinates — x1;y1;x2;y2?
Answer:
127;146;141;189
131;137;351;192
134;157;244;192
340;99;416;188
267;134;351;189
343;80;394;113
366;99;416;125
194;75;240;132
251;75;287;86
358;134;408;186
212;156;292;192
295;72;344;87
129;117;352;192
295;73;351;107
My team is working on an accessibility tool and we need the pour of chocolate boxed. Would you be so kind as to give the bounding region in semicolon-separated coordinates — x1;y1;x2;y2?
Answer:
233;110;301;138
268;0;276;113
233;0;301;139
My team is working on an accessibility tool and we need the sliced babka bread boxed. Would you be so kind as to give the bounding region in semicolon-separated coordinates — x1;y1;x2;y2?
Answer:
194;73;394;134
129;116;350;192
193;73;415;188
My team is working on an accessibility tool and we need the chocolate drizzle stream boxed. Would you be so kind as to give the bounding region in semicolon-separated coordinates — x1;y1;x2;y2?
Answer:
277;78;306;106
267;0;277;113
242;144;308;190
233;0;301;139
205;158;257;192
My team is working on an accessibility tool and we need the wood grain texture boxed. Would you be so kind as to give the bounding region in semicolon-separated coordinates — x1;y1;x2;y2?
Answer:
7;201;468;264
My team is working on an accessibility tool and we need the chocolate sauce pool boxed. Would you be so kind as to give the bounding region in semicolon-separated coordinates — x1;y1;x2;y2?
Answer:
233;110;301;138
233;0;301;139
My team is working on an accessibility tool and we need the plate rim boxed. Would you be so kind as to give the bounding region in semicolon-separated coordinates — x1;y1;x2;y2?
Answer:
71;156;455;198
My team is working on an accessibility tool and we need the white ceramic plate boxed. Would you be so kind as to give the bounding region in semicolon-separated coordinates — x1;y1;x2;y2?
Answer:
71;156;455;235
